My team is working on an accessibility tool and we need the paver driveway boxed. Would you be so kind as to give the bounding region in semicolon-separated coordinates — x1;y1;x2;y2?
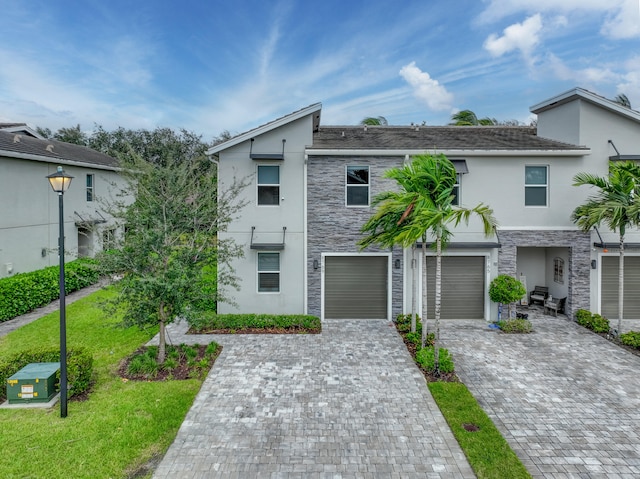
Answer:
441;312;640;479
152;319;474;479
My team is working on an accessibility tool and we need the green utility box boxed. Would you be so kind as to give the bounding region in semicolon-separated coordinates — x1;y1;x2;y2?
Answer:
6;362;60;404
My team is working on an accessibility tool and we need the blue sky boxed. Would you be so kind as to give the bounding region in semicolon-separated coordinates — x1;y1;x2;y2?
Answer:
1;0;638;141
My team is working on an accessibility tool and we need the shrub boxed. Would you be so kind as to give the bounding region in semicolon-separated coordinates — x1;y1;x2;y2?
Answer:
575;309;610;333
415;347;455;373
189;312;321;333
497;319;533;334
0;347;94;400
395;313;422;333
620;331;640;349
0;258;100;322
489;275;526;305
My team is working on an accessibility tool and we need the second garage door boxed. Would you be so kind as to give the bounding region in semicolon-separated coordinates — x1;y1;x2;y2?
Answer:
601;255;640;319
324;255;389;319
426;256;485;319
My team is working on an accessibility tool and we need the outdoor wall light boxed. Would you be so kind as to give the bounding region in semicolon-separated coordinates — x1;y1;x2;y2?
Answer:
313;259;319;270
394;259;401;269
591;259;597;269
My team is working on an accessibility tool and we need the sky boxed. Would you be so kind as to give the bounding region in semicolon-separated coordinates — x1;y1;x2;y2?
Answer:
1;0;639;142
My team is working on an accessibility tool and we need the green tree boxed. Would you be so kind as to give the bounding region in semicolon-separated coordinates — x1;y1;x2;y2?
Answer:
54;124;88;145
572;161;640;336
489;274;527;320
359;154;497;372
360;116;388;126
99;152;248;364
450;110;497;126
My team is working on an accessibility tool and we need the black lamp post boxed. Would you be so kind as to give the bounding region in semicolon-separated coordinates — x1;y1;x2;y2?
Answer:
46;166;73;418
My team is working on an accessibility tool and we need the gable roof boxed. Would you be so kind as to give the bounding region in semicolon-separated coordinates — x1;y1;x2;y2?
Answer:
0;122;44;139
0;131;118;170
308;126;588;154
207;103;322;155
530;87;640;124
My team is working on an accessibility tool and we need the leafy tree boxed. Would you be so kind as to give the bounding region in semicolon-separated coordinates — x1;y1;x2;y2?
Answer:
35;126;52;139
359;154;497;373
489;274;526;319
54;124;88;145
99;152;248;364
360;116;388;126
450;110;497;126
614;93;632;109
572;161;640;336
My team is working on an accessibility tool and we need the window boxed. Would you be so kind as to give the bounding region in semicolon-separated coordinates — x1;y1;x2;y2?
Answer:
258;252;280;292
257;165;279;205
86;174;94;202
554;257;564;284
452;174;461;206
525;166;547;206
346;166;369;206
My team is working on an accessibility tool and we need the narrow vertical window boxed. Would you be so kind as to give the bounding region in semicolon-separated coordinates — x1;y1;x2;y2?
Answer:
86;174;94;202
346;166;369;206
525;166;547;206
257;165;280;205
452;173;461;206
258;252;280;292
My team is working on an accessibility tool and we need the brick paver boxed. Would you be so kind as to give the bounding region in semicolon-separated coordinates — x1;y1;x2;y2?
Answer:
151;320;475;479
441;310;640;479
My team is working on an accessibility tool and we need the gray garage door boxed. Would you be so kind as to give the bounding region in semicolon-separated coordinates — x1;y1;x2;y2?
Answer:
426;256;485;319
601;255;640;319
324;255;388;319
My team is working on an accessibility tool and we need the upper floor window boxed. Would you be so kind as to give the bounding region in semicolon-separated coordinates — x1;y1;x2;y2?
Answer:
86;174;94;202
257;165;279;206
258;252;280;293
452;174;461;206
346;166;369;206
525;166;547;206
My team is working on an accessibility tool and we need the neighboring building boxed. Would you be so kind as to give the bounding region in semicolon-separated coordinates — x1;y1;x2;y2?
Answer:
208;88;640;321
0;124;124;278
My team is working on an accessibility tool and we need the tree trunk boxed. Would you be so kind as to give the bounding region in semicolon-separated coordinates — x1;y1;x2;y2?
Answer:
434;235;442;375
411;243;417;333
618;233;625;336
421;236;428;348
158;302;167;364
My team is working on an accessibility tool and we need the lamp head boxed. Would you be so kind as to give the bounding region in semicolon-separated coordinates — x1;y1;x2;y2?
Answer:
47;166;74;193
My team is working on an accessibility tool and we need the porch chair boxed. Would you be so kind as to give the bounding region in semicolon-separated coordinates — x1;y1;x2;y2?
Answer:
529;286;548;306
544;297;566;317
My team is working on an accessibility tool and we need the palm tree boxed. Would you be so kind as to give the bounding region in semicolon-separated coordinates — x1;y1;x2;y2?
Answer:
360;116;388;126
614;93;632;109
572;161;640;336
359;154;497;373
450;110;497;126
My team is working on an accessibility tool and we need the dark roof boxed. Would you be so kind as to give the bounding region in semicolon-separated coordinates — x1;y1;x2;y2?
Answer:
0;131;118;169
310;126;587;151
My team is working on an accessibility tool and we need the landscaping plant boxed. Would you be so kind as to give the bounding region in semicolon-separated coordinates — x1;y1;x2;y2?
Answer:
489;274;526;321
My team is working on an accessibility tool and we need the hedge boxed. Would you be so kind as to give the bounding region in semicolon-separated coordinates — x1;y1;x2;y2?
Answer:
0;347;94;401
0;258;100;322
575;309;610;333
189;312;321;333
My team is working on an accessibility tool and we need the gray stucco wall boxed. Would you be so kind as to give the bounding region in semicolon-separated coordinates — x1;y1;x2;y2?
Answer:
307;155;404;319
498;230;591;318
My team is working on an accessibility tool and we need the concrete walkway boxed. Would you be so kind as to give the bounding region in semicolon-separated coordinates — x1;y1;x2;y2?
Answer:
441;310;640;478
151;320;475;479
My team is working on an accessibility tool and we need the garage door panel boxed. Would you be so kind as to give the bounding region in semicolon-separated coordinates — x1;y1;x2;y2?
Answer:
324;256;388;319
426;256;484;319
601;256;640;319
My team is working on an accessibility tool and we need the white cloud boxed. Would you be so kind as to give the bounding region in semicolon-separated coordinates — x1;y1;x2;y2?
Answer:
398;62;454;112
601;0;640;39
546;53;621;84
484;14;543;57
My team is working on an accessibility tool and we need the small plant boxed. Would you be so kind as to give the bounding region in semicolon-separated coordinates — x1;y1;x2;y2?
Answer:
489;275;526;319
497;319;533;334
575;309;610;333
620;331;640;349
416;346;455;373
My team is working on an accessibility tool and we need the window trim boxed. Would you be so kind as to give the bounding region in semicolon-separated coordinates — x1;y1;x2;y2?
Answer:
257;164;280;207
524;165;548;207
345;165;370;207
86;174;94;202
257;251;280;293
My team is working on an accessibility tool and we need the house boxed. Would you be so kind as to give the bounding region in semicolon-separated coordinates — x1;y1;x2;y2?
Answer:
208;88;640;321
0;124;124;278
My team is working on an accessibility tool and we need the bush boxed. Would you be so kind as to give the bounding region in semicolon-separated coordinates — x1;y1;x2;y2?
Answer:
497;319;533;334
415;347;455;373
489;275;526;305
189;312;321;333
575;309;610;333
395;313;422;333
0;347;94;400
620;331;640;349
0;258;100;322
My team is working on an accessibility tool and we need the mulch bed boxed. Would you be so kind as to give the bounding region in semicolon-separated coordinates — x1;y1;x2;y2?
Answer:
399;327;459;383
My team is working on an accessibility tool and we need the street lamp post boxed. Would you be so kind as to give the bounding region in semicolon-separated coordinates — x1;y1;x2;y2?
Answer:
46;166;73;418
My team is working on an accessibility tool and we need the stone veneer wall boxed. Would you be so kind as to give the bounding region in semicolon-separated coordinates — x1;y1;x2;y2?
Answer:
498;230;591;318
307;155;404;319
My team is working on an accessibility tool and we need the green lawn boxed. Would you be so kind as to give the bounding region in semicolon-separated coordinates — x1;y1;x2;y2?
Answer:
0;288;202;479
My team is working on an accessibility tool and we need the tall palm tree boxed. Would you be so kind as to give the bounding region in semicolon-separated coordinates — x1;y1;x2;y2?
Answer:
613;93;632;109
450;110;497;126
359;154;497;373
572;161;640;336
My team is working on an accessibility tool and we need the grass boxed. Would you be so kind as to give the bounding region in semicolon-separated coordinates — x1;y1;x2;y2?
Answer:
0;288;204;479
429;382;532;479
